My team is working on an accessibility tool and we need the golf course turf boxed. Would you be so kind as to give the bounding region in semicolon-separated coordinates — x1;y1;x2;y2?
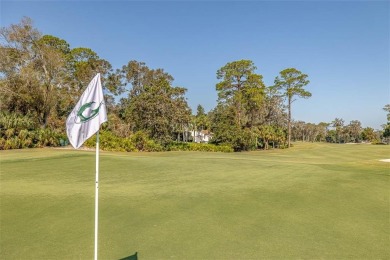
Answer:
0;142;389;259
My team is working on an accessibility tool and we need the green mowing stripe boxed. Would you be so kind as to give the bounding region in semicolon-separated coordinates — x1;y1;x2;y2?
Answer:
0;143;389;259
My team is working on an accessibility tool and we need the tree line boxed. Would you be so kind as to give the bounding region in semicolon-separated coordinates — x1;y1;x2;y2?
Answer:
1;18;388;151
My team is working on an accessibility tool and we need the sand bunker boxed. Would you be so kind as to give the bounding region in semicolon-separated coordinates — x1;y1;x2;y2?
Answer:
379;159;390;162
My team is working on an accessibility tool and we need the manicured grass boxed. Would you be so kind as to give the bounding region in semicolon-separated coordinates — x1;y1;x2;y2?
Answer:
0;143;389;259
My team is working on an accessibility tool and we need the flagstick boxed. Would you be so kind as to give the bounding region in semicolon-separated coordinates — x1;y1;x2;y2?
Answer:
94;131;99;260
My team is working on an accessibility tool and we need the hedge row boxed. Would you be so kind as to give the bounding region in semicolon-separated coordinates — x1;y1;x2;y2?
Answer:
0;112;233;152
84;130;163;152
84;131;233;152
167;141;233;152
0;128;66;150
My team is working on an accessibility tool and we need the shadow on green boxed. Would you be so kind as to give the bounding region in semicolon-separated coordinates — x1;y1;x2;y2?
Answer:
119;252;138;260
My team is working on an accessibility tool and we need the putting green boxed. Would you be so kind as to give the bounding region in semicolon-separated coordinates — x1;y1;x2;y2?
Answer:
0;143;389;259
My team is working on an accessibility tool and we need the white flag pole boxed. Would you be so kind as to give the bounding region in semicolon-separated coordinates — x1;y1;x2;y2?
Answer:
94;131;100;260
65;73;106;260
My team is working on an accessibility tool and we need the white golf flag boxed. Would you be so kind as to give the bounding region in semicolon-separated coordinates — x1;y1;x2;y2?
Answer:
66;73;107;149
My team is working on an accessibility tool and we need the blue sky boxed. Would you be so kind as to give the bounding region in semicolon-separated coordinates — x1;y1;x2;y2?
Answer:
1;1;389;129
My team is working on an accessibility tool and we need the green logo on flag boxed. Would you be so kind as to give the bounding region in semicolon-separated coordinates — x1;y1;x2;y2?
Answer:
75;101;103;124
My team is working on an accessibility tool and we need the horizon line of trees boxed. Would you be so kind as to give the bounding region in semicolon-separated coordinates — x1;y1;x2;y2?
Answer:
1;17;389;151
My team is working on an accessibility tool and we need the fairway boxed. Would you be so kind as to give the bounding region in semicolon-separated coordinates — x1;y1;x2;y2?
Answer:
1;143;389;259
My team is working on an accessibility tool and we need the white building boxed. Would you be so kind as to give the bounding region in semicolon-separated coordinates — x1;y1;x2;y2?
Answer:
191;130;213;143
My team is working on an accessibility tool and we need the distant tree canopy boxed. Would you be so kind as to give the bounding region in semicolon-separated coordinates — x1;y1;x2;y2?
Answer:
216;60;265;127
273;68;311;147
194;105;210;131
211;60;291;150
121;61;191;144
382;104;390;140
0;17;122;129
0;17;387;151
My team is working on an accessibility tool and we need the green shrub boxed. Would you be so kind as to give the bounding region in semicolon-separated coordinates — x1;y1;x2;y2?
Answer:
0;112;36;131
0;138;5;150
85;131;137;152
167;142;233;152
33;129;62;147
86;131;119;151
130;131;150;151
5;128;15;139
145;140;164;152
372;141;387;145
84;131;232;153
121;138;136;152
59;138;69;146
18;129;29;140
0;112;67;150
